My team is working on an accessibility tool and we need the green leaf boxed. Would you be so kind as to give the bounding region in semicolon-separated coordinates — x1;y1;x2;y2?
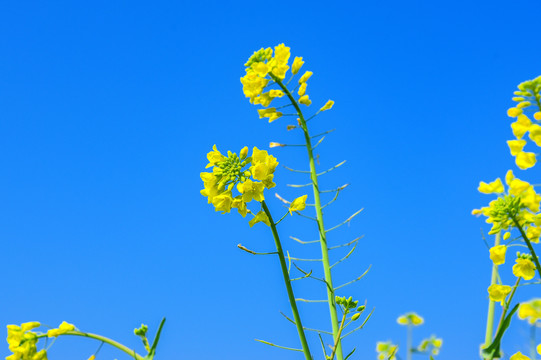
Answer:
481;304;519;358
344;347;356;360
143;318;166;360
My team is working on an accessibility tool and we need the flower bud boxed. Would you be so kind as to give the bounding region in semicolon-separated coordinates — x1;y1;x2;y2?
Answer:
239;146;249;160
351;313;361;321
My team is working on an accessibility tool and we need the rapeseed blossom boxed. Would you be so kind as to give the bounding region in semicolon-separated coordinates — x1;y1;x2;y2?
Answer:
6;322;46;360
241;44;334;124
289;195;308;215
513;256;536;280
472;170;541;237
487;284;512;304
417;335;443;356
489;244;507;265
376;341;398;360
507;76;541;170
517;298;541;325
201;145;279;225
396;312;424;326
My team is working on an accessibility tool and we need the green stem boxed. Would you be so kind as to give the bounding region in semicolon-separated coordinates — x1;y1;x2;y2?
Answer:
272;75;344;360
407;324;412;360
511;216;541;279
530;325;536;360
261;200;312;360
38;332;144;360
490;276;521;360
484;232;501;354
329;310;348;360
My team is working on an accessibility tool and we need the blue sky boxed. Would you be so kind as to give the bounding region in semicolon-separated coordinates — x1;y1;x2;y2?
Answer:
2;1;541;359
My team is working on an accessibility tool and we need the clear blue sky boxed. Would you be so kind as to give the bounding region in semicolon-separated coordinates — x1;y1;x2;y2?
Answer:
2;1;541;359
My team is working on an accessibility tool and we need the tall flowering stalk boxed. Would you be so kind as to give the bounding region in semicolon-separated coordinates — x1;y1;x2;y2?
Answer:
474;76;541;360
238;44;369;360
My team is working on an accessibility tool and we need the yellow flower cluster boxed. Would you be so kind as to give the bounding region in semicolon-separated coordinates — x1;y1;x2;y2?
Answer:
240;44;290;122
396;312;424;326
473;170;541;239
241;44;334;122
417;335;443;356
507;76;541;170
518;298;541;325
46;321;75;337
201;145;278;226
376;341;398;360
6;322;47;360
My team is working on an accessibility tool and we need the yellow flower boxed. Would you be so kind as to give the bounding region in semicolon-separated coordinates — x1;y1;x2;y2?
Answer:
292;56;304;75
253;92;274;107
511;114;532;139
298;71;313;84
537;343;541;355
212;192;233;213
232;197;248;217
487;284;512;303
273;43;290;66
508;107;523;117
517;101;532;109
535;112;541;121
376;341;398;360
518;299;541;325
320;100;334;111
529;124;541;146
20;323;40;332
88;356;96;360
527;226;541;243
298;82;307;96
299;95;311;106
250;147;278;187
269;142;284;148
397;312;424;326
489;245;506;265
47;321;75;337
513;258;536;280
478;178;504;194
289;195;308;215
33;350;47;360
269;89;284;98
515;151;536;170
508;140;527;156
206;145;226;168
240;70;269;100
510;352;530;360
248;210;271;227
237;179;265;203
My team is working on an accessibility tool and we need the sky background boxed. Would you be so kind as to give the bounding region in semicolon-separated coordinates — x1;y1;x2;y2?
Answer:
1;1;541;359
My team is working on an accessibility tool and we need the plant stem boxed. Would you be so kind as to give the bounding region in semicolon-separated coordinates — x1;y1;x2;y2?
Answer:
38;332;144;360
484;232;501;354
329;310;348;360
273;75;344;360
407;324;412;360
493;276;521;348
530;324;536;360
261;200;312;360
511;216;541;279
